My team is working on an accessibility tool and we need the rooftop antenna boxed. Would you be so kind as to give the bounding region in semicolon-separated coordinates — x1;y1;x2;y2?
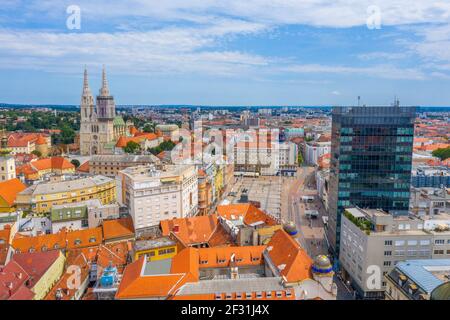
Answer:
357;96;361;107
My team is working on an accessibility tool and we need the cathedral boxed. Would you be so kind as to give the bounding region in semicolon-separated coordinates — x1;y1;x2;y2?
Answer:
79;67;131;155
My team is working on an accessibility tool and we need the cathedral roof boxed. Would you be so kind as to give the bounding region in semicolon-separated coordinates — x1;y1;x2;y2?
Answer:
113;116;126;127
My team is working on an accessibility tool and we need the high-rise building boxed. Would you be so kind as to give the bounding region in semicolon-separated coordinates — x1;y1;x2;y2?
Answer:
326;106;416;256
79;67;130;155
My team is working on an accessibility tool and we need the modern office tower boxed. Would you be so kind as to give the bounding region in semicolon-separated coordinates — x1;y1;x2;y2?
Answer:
326;106;416;257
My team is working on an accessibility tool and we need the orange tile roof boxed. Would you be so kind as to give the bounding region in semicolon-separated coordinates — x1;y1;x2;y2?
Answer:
266;230;313;283
171;289;296;300
171;247;199;280
116;136;128;148
35;135;47;145
76;161;90;173
160;214;219;246
115;132;159;148
0;178;27;206
129;126;138;135
197;246;265;269
102;217;135;241
216;204;278;226
7;133;49;148
68;242;130;273
12;227;103;253
12;232;67;253
66;227;103;249
30;157;75;171
0;227;11;265
115;256;191;299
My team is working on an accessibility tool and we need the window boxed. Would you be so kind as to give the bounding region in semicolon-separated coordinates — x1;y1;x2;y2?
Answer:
434;250;444;255
435;239;445;245
266;292;272;298
384;240;393;246
420;240;430;246
395;240;405;246
383;261;391;266
384;251;392;256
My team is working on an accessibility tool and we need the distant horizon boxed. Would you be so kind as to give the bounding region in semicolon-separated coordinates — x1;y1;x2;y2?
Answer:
1;103;450;109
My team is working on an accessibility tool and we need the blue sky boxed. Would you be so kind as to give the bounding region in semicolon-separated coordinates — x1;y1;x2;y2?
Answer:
1;1;450;106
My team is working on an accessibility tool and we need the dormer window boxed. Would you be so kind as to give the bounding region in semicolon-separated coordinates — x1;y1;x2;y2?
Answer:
89;237;96;243
74;239;82;245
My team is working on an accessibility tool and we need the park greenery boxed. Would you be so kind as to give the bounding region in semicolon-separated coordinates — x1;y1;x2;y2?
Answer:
0;110;79;145
123;141;141;154
148;140;176;156
432;147;450;161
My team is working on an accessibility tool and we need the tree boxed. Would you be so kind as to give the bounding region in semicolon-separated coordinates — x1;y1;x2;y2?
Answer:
124;141;141;154
297;152;304;166
31;150;42;158
143;123;155;133
148;140;176;155
432;147;450;161
71;159;80;168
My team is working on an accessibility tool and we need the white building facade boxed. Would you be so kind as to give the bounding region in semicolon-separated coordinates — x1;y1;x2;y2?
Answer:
117;165;198;232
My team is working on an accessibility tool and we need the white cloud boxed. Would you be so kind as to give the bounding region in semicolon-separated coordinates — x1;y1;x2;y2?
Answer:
0;19;269;76
2;1;450;82
280;63;427;80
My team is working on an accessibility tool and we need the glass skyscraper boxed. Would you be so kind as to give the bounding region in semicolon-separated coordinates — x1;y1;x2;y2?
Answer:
326;106;416;256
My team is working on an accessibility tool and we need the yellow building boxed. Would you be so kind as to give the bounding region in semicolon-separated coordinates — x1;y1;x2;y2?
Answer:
133;237;178;262
16;175;116;214
12;250;65;300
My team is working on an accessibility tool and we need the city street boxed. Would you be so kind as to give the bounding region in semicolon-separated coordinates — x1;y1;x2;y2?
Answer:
283;166;355;300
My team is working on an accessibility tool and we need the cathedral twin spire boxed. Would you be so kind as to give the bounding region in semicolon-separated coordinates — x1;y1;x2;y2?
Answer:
82;65;110;99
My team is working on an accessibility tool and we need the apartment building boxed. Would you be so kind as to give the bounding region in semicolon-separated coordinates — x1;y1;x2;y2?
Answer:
278;142;298;176
233;133;296;176
15;175;116;214
339;207;450;299
89;154;160;177
117;164;198;233
304;141;331;166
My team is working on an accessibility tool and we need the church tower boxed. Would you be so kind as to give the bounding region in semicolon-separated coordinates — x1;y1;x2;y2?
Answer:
96;66;116;120
80;68;96;123
79;66;124;156
79;67;98;155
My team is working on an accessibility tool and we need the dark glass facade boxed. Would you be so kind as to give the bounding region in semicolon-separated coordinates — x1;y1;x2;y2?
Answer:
326;106;416;256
